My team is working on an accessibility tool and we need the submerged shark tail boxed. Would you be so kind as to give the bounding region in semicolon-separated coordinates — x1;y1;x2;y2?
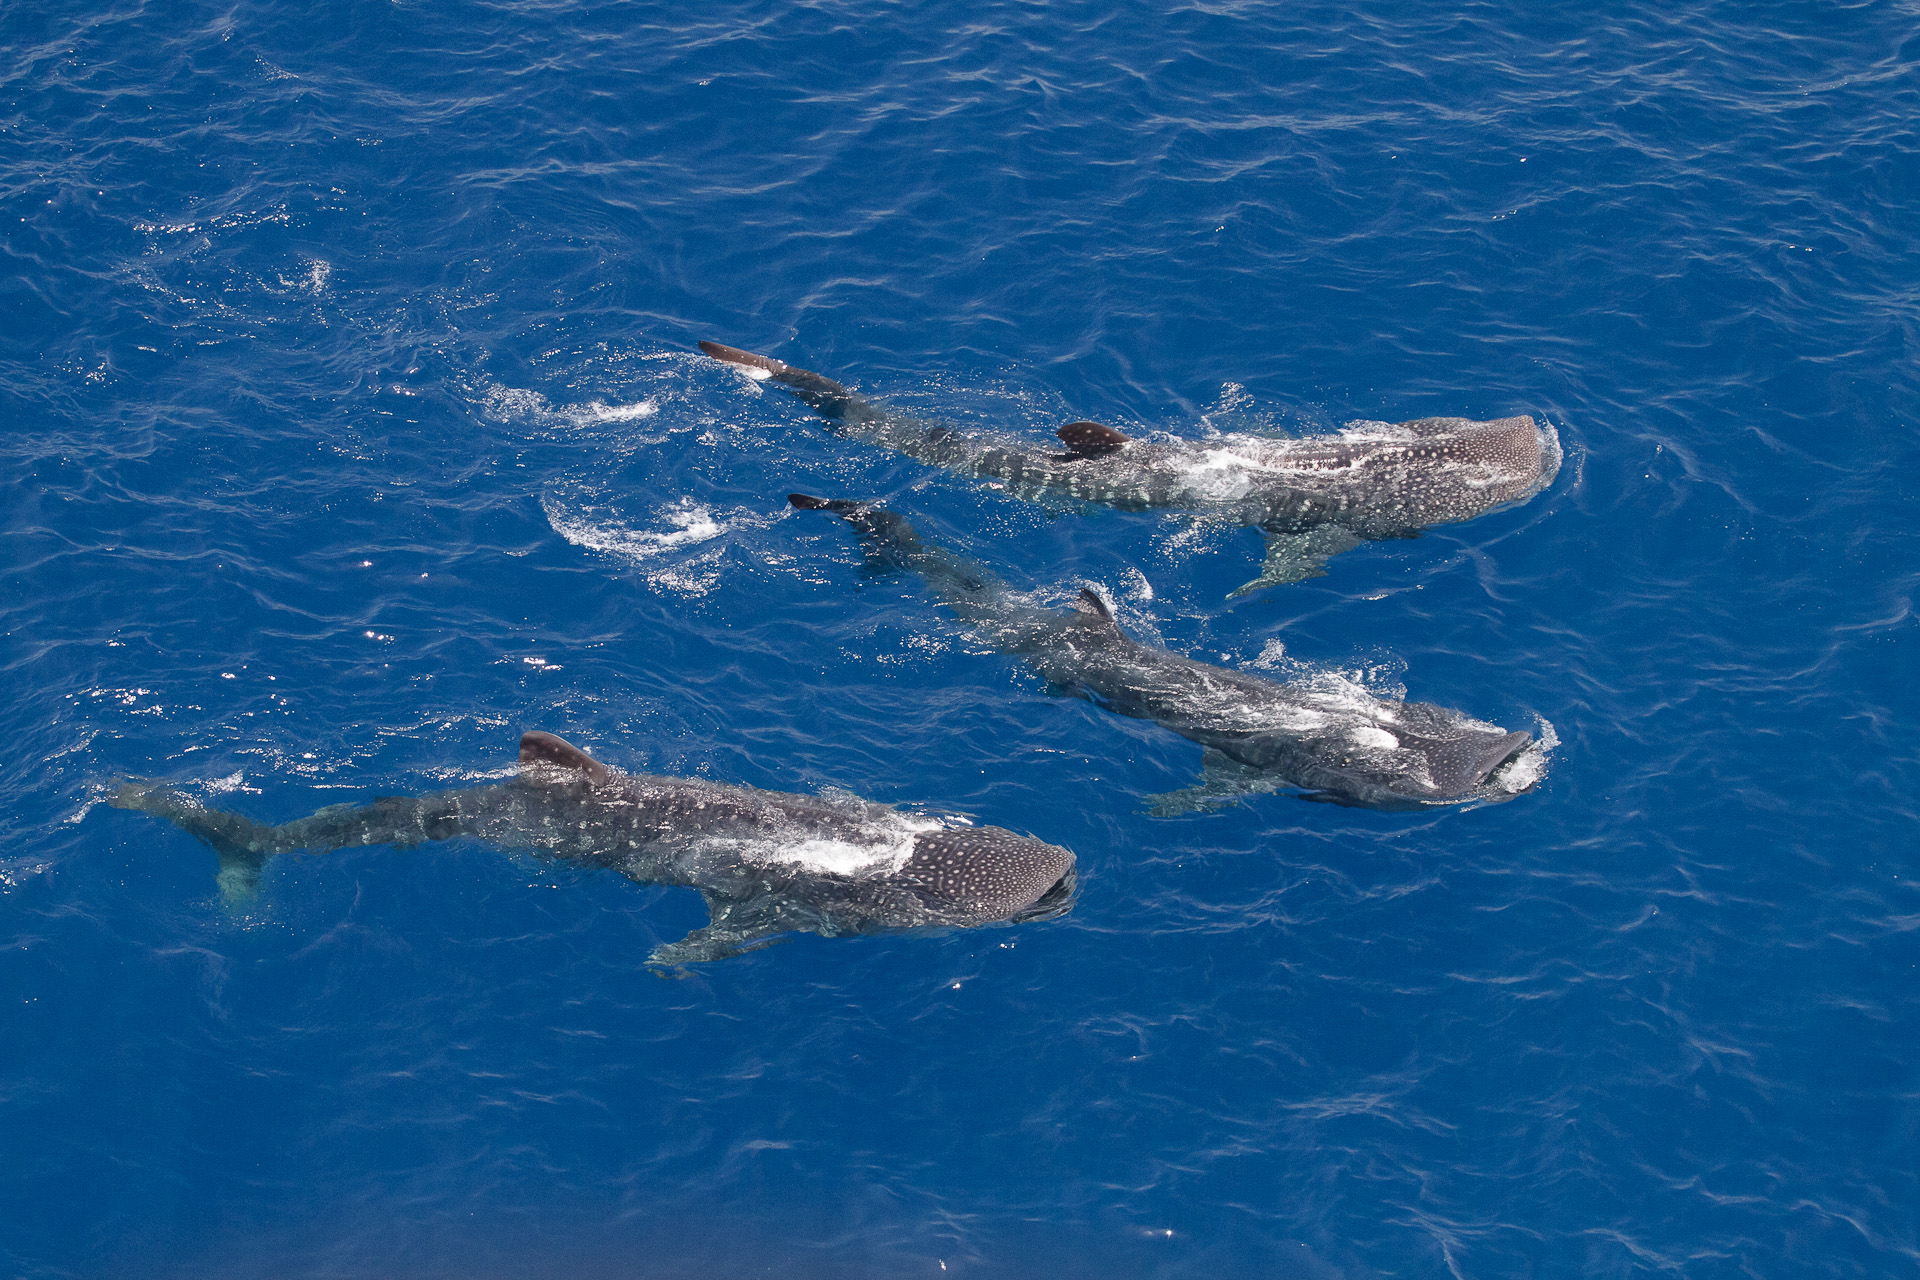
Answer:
789;493;1002;599
110;780;273;905
110;776;485;906
788;493;927;563
791;495;917;545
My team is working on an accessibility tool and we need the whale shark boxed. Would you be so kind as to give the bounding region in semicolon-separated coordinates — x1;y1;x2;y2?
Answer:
789;495;1546;812
109;730;1077;966
701;340;1561;595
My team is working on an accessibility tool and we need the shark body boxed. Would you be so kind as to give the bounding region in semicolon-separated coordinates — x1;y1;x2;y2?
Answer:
111;731;1076;966
702;340;1560;593
791;496;1544;812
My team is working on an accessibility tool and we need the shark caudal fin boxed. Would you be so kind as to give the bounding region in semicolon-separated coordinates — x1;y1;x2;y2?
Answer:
109;780;274;905
787;493;861;515
698;340;787;377
789;493;925;575
698;341;866;419
791;494;998;597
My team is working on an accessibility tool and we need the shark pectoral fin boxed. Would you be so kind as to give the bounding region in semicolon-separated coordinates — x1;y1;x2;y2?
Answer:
1230;525;1369;596
647;895;799;970
110;780;273;906
1143;750;1289;817
647;924;793;970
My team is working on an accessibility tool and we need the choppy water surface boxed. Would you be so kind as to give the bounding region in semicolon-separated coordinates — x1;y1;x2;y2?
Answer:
4;2;1917;1276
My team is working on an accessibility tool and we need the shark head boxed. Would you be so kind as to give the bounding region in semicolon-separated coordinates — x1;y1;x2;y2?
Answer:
1408;413;1561;501
1459;414;1560;499
1402;725;1537;801
1296;717;1540;809
897;826;1077;925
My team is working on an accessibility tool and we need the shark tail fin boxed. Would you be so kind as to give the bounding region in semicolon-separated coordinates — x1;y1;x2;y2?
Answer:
790;494;923;575
698;340;788;377
790;493;894;524
789;494;986;596
109;780;273;906
699;341;865;419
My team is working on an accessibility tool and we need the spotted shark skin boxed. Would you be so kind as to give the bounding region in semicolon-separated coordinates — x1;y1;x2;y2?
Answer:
701;340;1561;594
109;731;1076;966
791;496;1543;812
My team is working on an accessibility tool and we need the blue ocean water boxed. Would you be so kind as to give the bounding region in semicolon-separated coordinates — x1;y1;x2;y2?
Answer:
4;0;1917;1274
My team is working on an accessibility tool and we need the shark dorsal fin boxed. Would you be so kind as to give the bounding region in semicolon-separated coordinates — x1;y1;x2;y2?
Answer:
519;731;610;786
1075;588;1122;631
1057;421;1129;456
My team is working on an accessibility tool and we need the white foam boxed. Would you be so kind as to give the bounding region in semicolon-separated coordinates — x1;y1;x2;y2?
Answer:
1147;661;1332;735
1193;654;1430;741
1172;437;1381;500
1247;638;1288;669
0;859;52;891
1493;747;1547;793
1337;419;1420;442
1177;448;1263;500
1193;445;1306;475
1491;716;1558;794
1348;726;1400;751
742;812;946;876
545;494;716;557
577;398;658;423
482;385;658;429
483;386;551;420
543;494;772;596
